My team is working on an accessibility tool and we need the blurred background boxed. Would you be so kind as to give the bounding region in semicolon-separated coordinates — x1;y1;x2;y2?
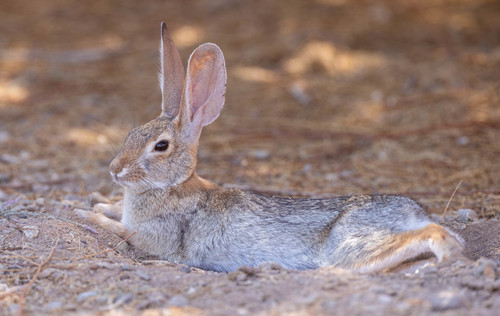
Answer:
0;0;499;215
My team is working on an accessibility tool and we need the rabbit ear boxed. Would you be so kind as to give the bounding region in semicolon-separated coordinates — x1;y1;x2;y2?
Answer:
180;43;226;140
160;22;185;119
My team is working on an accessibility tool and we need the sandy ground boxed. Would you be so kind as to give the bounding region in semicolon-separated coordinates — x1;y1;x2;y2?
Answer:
1;0;500;315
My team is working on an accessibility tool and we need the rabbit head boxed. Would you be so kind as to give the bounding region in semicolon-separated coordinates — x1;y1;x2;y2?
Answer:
109;23;226;193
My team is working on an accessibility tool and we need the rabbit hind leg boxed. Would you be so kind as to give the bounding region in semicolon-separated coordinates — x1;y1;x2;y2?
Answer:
353;223;464;273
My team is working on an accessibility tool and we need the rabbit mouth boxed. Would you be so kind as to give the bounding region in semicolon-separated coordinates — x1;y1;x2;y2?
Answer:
110;169;138;188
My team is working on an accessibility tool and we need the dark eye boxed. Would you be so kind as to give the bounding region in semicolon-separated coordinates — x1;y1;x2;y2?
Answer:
154;140;169;152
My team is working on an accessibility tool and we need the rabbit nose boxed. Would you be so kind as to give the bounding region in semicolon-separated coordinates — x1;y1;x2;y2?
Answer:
109;159;126;178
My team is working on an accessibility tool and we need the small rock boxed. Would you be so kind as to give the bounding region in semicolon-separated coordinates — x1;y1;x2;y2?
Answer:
456;136;469;146
21;226;39;239
0;173;10;183
456;209;478;222
166;295;189;307
9;304;20;315
378;294;393;304
35;197;45;206
430;290;467;311
39;268;59;279
120;264;133;271
77;291;99;303
1;154;21;164
45;301;63;311
460;276;484;290
114;293;133;306
88;192;111;206
0;130;10;143
97;262;116;269
135;270;150;281
186;286;197;295
0;189;8;201
302;163;313;173
371;89;384;102
289;82;311;105
474;257;497;280
136;292;166;310
321;300;337;312
252;149;270;160
64;194;87;203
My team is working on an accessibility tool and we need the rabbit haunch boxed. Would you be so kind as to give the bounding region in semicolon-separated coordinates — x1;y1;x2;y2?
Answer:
77;22;464;273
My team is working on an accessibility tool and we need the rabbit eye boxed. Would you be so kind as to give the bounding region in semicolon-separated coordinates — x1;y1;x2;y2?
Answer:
154;140;169;152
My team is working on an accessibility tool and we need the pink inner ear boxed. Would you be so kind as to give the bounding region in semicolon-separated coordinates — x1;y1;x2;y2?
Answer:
190;53;216;121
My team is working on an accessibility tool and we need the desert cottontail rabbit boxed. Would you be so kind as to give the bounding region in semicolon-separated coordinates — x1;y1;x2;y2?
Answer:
77;22;464;273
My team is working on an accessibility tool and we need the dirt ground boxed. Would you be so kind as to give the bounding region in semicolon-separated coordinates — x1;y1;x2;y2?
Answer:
1;0;500;315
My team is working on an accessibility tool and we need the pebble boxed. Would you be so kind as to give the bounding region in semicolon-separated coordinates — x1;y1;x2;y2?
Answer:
64;194;87;203
430;290;467;311
302;163;313;173
77;291;99;303
474;257;497;280
96;262;116;269
456;209;478;222
35;197;45;206
120;264;133;271
166;295;189;307
377;294;393;304
114;293;133;306
39;268;59;279
321;300;337;312
0;173;10;183
0;189;8;201
45;301;63;311
21;225;39;239
456;136;469;146
289;82;311;105
0;130;10;143
252;149;270;160
1;154;21;164
9;304;20;314
136;270;150;281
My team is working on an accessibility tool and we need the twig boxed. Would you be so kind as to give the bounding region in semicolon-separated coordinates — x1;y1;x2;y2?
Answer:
17;234;59;316
442;180;463;217
74;231;136;261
